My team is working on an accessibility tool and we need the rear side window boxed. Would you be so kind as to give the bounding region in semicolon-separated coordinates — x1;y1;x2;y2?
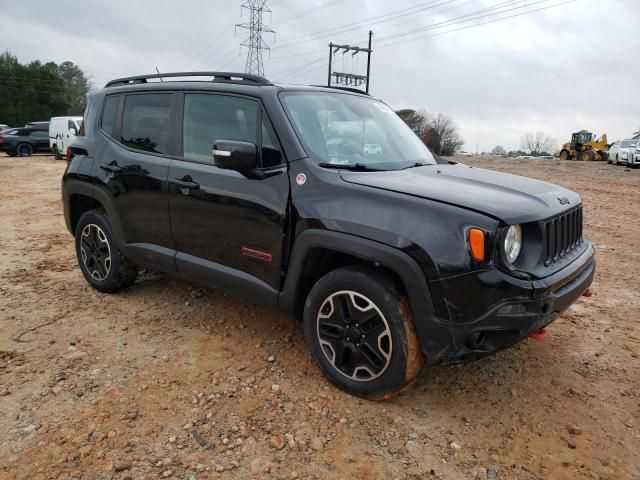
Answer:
101;96;119;137
121;94;172;154
183;94;258;163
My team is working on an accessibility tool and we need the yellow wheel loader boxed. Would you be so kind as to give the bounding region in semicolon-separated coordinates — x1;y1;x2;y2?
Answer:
558;130;609;161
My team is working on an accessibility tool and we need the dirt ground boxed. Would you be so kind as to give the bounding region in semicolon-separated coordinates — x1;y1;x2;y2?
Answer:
1;154;638;480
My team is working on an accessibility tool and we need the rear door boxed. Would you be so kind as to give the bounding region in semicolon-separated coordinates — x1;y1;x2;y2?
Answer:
94;92;177;271
168;92;289;292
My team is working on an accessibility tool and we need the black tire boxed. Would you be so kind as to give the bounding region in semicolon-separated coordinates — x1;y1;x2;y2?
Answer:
75;210;138;293
303;265;424;400
17;143;33;157
52;145;63;160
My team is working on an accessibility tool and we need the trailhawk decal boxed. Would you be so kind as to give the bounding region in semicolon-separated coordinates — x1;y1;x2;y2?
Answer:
241;246;273;263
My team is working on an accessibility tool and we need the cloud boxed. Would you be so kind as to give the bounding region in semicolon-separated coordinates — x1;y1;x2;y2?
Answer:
1;0;638;150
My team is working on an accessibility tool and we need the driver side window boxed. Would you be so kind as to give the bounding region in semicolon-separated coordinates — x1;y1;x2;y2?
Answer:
183;94;257;163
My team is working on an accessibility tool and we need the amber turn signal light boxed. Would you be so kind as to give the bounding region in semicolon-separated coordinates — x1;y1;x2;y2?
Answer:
469;228;485;261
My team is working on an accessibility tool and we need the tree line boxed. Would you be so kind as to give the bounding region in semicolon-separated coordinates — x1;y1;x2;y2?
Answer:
395;109;464;156
0;51;92;127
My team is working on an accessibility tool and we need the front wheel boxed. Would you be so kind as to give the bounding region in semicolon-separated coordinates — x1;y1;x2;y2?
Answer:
559;150;569;160
52;145;63;160
580;150;595;161
303;265;425;399
75;210;138;293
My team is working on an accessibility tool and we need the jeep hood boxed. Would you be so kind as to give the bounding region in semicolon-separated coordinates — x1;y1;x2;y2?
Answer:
340;164;581;224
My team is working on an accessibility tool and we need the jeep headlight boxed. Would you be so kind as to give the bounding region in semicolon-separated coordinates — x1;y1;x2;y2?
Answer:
504;224;522;264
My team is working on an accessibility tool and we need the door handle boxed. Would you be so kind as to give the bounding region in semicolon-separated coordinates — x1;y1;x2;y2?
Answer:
100;163;123;173
170;177;200;194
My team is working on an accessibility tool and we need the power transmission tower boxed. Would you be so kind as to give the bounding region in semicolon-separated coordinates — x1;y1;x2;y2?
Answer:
327;31;373;93
236;0;274;76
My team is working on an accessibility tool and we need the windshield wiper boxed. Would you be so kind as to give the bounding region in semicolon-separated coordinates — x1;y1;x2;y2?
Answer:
318;162;385;172
401;162;430;170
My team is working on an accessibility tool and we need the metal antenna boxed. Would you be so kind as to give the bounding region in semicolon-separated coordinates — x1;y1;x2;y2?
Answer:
236;0;274;76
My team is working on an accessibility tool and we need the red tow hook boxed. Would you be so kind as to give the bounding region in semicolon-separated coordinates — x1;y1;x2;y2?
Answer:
582;288;593;297
529;328;547;341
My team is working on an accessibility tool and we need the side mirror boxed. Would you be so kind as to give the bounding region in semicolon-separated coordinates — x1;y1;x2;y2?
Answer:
213;140;258;171
69;127;77;135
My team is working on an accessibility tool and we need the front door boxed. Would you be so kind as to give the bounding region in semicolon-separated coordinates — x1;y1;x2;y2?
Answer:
30;130;50;152
168;92;289;292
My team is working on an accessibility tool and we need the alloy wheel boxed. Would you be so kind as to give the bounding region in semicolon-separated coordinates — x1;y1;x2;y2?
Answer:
316;290;392;382
80;224;112;281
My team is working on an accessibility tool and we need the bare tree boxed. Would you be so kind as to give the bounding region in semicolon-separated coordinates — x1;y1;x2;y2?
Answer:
423;112;464;156
491;145;506;156
395;109;464;156
521;131;556;156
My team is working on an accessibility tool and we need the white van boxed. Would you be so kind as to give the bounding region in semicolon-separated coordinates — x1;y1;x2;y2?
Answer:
49;116;83;159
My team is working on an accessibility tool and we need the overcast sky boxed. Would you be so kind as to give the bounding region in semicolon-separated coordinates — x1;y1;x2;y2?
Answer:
2;0;638;152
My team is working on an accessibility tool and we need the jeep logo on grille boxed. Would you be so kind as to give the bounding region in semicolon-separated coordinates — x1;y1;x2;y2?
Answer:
557;197;570;205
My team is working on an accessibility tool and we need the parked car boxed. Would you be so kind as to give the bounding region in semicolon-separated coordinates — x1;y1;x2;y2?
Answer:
607;139;637;165
364;143;382;155
0;124;11;131
0;127;52;156
630;143;640;169
62;72;595;398
50;116;83;160
619;139;638;167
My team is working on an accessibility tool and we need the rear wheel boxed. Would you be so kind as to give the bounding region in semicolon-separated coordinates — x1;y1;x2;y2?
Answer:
303;265;424;399
17;143;33;157
75;210;138;293
52;145;63;160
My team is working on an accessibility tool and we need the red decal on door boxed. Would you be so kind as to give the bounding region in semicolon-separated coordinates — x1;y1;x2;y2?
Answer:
241;246;273;263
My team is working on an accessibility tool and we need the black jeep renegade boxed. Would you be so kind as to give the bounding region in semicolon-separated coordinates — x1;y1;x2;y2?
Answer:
62;72;595;398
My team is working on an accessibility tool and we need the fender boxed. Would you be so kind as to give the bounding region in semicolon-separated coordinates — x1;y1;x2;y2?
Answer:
63;177;127;247
279;229;455;362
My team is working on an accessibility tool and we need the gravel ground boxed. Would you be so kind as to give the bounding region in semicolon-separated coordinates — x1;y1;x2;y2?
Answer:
1;154;638;480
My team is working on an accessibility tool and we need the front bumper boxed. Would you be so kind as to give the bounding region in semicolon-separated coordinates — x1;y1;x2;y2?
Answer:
421;243;595;365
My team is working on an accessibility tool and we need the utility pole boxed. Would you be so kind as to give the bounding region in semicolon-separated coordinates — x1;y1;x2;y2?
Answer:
236;0;274;76
327;31;373;92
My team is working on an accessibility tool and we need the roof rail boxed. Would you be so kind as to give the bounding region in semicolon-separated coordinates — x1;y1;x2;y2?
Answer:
105;71;271;88
310;85;370;96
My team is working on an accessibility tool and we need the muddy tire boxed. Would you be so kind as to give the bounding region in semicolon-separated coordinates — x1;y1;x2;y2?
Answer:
75;210;138;293
559;150;570;160
303;265;424;399
580;150;595;162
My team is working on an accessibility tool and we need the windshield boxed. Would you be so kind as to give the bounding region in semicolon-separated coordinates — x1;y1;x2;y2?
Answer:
621;140;636;148
280;92;436;170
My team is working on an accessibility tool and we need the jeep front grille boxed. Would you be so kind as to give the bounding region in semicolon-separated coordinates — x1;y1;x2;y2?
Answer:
543;205;583;266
